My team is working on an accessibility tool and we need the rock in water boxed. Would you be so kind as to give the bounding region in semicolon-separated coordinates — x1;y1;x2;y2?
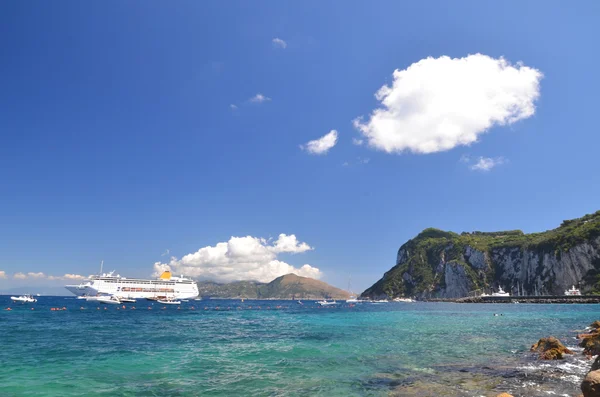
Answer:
580;333;600;356
582;370;600;396
530;336;574;360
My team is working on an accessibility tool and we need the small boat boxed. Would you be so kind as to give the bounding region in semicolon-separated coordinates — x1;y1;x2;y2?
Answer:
157;298;181;305
10;294;37;303
392;297;415;303
564;285;581;296
317;299;337;306
297;300;303;305
371;299;388;303
118;297;136;303
96;296;121;305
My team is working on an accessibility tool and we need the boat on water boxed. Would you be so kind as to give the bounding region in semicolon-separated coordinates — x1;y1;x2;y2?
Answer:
117;297;136;303
10;294;37;303
393;297;415;303
346;296;365;303
157;298;181;305
564;285;581;296
317;299;337;306
371;299;388;303
492;287;510;297
65;266;198;300
96;296;121;305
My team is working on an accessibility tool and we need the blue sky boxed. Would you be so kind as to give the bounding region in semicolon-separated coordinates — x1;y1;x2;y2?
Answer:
1;1;599;294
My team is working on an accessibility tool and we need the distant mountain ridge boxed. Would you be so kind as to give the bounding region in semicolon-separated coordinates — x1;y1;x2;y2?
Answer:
197;274;350;300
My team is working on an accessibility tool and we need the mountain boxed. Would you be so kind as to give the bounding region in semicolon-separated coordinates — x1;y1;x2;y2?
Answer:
362;210;600;299
197;274;350;300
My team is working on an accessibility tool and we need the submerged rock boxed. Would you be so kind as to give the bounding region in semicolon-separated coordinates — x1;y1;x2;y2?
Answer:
530;336;574;360
582;369;600;397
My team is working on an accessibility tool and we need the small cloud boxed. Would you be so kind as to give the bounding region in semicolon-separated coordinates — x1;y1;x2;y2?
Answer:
352;138;364;146
249;93;271;104
161;249;170;257
230;104;238;110
0;271;6;279
301;130;339;155
14;272;27;280
27;272;46;279
342;162;350;167
272;38;287;49
469;156;506;171
358;157;370;164
459;154;471;163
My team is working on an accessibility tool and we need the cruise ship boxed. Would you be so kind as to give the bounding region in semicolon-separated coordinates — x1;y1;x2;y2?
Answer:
65;270;199;300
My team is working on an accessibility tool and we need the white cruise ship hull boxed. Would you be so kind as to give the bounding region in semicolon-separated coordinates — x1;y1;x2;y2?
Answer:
65;271;199;300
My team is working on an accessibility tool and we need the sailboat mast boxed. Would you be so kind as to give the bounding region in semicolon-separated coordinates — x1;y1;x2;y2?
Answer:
100;260;104;275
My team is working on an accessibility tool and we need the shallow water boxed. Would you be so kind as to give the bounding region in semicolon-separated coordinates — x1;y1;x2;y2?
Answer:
1;297;597;396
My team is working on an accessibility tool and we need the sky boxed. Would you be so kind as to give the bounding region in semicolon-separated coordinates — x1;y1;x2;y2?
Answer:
1;1;599;294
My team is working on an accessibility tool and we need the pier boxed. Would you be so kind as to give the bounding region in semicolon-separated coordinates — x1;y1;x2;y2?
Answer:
425;295;600;304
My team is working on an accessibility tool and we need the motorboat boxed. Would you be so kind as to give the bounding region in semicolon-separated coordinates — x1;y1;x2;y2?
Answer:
491;287;510;297
371;299;389;303
95;296;121;305
117;297;137;303
565;285;581;296
393;297;415;303
317;300;337;306
10;294;37;303
157;298;181;305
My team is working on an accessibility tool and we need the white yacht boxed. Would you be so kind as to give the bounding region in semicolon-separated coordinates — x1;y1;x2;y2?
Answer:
66;270;198;300
10;294;37;303
317;299;337;306
491;287;510;297
564;285;581;296
96;296;121;305
393;297;415;303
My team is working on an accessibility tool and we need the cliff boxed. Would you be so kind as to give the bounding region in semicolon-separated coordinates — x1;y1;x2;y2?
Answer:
362;211;600;299
197;274;350;300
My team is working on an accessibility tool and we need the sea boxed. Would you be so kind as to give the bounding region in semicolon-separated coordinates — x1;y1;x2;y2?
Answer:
1;297;598;396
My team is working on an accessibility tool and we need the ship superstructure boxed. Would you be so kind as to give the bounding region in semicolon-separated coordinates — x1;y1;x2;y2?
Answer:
65;270;198;299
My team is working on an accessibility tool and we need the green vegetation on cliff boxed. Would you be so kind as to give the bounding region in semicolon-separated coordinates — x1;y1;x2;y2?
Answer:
362;210;600;298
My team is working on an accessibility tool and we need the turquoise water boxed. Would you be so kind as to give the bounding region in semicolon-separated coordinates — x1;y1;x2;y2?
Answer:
1;297;598;396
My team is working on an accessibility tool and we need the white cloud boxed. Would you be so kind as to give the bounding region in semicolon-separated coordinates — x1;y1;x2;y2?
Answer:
48;273;86;281
0;271;6;279
353;54;542;154
14;272;27;280
469;156;506;171
230;104;238;110
301;130;338;155
152;234;321;283
352;138;364;146
270;234;313;254
272;38;287;49
249;93;271;103
27;272;45;279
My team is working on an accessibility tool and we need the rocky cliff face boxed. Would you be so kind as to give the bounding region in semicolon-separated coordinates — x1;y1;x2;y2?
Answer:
362;211;600;299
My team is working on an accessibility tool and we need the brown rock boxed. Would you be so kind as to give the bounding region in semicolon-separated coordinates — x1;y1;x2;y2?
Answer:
531;336;573;360
590;321;600;329
580;333;600;356
581;369;600;396
496;393;514;397
592;356;600;372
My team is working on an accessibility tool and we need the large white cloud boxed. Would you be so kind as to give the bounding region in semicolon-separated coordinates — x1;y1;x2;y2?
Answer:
301;130;338;155
353;54;542;154
153;234;321;283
